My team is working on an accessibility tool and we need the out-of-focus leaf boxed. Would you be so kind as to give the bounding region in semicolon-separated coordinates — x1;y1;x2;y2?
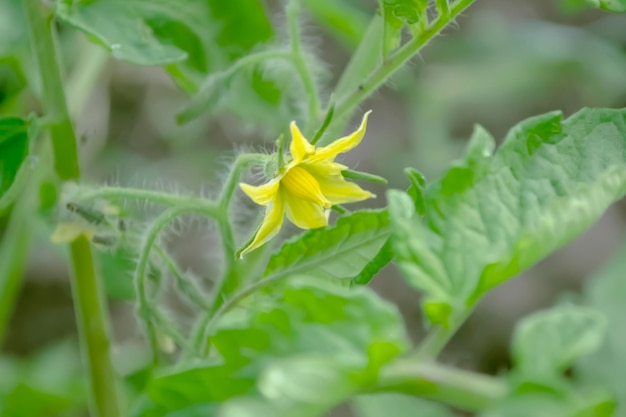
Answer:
144;280;408;415
584;0;626;12
512;304;606;376
398;15;626;180
55;0;287;130
264;210;390;284
0;116;29;199
389;108;626;325
0;341;86;417
577;238;626;416
302;0;370;50
480;391;615;417
0;0;28;57
99;246;136;300
351;393;454;417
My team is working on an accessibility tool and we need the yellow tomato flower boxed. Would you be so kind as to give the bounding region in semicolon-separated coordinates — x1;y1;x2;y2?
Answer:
239;110;375;257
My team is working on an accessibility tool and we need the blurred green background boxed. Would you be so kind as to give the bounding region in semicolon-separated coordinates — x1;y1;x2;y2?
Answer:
1;0;626;415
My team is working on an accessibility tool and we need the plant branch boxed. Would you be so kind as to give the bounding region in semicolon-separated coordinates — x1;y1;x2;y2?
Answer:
77;186;215;208
375;359;507;412
209;153;268;306
414;307;474;360
23;1;120;416
134;204;218;363
333;0;476;122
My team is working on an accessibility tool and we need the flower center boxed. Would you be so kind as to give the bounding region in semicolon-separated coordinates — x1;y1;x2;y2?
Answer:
281;166;331;208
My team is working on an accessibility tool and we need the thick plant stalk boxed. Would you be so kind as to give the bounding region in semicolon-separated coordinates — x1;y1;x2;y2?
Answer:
22;1;121;416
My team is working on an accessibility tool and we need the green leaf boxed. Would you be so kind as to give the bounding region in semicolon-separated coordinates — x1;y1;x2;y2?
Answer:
264;210;390;283
55;0;285;129
404;167;426;215
351;393;454;417
145;280;408;414
577;238;626;416
378;0;427;56
351;240;393;286
583;0;626;12
0;116;29;196
389;108;626;325
0;341;86;417
382;0;427;25
512;304;607;376
56;0;270;77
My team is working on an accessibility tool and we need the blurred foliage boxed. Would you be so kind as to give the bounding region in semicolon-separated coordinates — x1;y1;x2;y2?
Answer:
1;1;626;417
0;340;86;417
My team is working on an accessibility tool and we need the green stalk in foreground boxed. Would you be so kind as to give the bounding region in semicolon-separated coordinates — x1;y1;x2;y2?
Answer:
22;1;120;416
376;360;507;412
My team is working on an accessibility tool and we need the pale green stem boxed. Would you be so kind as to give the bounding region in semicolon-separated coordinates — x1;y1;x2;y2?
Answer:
134;204;218;363
375;360;507;412
333;0;476;122
414;307;474;360
77;186;214;208
192;154;268;353
287;0;322;132
212;153;268;293
23;1;120;416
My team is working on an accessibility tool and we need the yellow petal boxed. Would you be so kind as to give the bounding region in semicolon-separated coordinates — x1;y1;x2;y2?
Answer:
240;180;280;206
283;191;328;229
310;110;371;162
281;166;331;207
289;121;315;164
316;176;375;205
239;193;285;257
299;160;348;178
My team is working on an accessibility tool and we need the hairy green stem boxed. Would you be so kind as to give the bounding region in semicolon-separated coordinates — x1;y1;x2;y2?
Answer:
77;186;215;208
217;153;269;212
134;204;218;362
375;360;507;412
287;0;322;132
23;1;120;416
333;0;476;122
210;154;268;304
